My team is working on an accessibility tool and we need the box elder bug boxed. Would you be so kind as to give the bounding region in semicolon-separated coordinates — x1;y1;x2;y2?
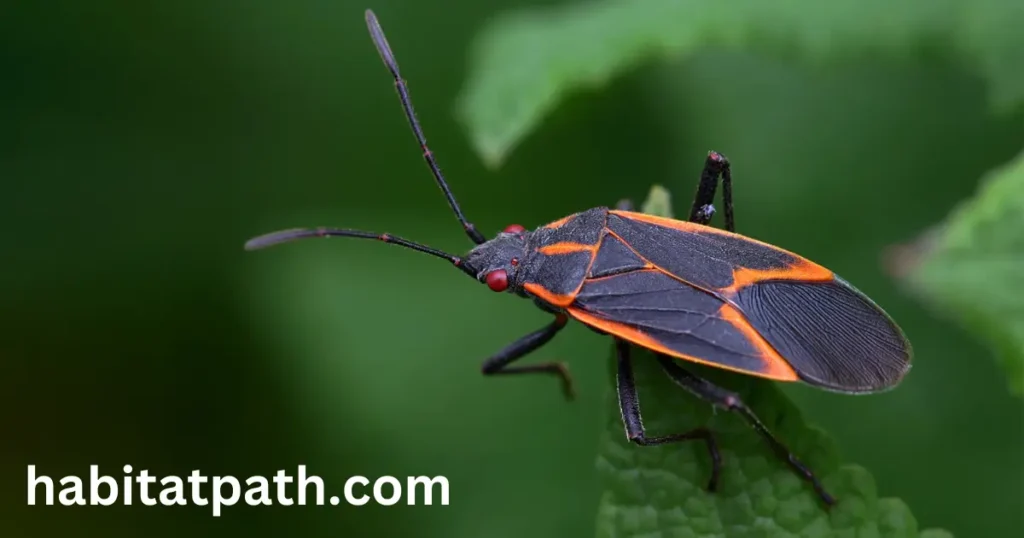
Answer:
246;9;913;507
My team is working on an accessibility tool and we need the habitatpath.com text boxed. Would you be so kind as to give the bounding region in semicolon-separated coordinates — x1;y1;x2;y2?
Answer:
27;465;449;516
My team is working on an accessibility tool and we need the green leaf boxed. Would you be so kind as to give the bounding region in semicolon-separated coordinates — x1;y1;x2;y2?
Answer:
457;0;1024;166
894;151;1024;396
919;530;956;538
595;186;945;537
639;184;673;218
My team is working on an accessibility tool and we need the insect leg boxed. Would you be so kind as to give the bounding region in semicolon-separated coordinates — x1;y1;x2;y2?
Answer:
481;314;574;400
614;199;635;211
688;151;735;232
615;339;722;491
654;354;836;506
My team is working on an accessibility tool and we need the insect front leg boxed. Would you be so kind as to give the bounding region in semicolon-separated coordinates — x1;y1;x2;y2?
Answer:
688;151;735;232
614;339;723;491
654;354;836;506
481;314;575;400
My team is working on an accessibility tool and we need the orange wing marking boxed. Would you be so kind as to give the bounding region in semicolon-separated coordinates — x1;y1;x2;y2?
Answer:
582;266;659;284
608;210;834;295
609;210;706;232
604;228;722;297
523;282;576;308
609;209;816;253
717;304;797;379
720;260;833;296
568;306;799;381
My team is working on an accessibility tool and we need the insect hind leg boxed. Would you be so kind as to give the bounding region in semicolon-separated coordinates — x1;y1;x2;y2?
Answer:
654;354;836;506
688;151;735;232
614;339;722;491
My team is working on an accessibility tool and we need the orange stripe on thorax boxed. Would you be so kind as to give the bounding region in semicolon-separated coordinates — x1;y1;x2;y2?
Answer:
524;239;602;306
542;214;576;230
524;226;606;307
537;242;598;255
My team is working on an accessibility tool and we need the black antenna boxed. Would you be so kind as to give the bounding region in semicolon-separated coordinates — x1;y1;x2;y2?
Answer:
242;11;490;278
245;228;476;277
364;9;486;245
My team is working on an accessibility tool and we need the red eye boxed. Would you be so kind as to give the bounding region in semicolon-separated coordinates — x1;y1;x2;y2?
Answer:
485;269;508;292
503;224;526;234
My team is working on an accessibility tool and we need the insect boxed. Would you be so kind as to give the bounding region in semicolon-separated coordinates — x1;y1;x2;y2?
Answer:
246;9;913;507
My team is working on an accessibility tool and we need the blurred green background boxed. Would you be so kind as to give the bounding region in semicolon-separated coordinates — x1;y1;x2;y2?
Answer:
3;1;1022;537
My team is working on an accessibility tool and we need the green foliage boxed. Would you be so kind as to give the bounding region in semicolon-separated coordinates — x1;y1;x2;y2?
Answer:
919;531;956;538
895;151;1024;395
594;187;947;537
639;184;673;217
457;0;1024;167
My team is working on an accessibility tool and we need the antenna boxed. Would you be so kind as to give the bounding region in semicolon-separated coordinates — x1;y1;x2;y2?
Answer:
245;227;476;277
365;9;486;245
243;11;488;277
